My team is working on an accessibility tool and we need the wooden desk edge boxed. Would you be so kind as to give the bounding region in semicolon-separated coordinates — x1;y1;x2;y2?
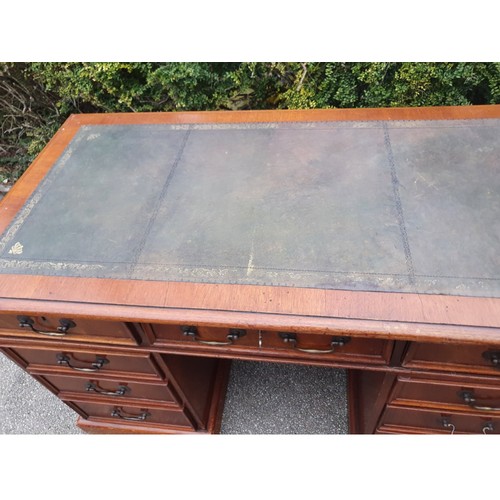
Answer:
0;293;499;346
67;104;500;125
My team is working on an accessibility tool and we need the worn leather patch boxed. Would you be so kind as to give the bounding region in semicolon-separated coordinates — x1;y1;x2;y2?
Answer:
0;120;499;298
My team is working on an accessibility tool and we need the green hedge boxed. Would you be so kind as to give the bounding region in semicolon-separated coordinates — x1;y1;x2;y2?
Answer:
1;62;499;181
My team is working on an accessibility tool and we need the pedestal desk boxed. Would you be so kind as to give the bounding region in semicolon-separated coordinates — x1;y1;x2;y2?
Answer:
1;105;499;434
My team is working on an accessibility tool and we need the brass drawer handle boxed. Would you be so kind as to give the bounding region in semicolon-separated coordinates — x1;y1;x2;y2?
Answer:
17;315;76;337
56;354;109;372
86;382;129;397
111;408;150;422
182;326;246;346
279;333;350;354
458;391;500;412
482;351;500;368
441;418;455;434
442;417;495;434
483;423;494;434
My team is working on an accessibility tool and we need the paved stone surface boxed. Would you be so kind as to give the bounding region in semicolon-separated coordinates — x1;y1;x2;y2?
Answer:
0;352;349;434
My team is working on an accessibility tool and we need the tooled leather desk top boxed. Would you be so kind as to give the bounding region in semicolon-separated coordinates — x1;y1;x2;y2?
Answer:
0;115;499;299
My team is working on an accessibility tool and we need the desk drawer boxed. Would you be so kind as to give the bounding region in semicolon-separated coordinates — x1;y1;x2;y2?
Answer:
0;314;140;345
39;373;180;405
149;324;391;365
11;346;164;380
403;342;500;375
388;375;500;414
378;405;500;434
150;325;259;349
71;401;196;430
264;331;391;364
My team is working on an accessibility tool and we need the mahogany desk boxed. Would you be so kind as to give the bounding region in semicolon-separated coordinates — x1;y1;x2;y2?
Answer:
0;106;499;434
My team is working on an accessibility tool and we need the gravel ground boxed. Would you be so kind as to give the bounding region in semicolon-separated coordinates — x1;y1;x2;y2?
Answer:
220;360;349;434
0;353;84;434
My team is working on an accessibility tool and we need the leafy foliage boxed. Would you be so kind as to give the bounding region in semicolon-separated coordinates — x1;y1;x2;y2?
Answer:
0;62;499;181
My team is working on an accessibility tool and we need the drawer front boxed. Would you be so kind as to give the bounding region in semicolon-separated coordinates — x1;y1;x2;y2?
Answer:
0;314;140;345
263;331;391;364
403;343;500;375
379;405;500;434
73;401;195;430
389;375;500;413
12;346;163;380
149;324;391;365
150;325;259;348
39;374;179;405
